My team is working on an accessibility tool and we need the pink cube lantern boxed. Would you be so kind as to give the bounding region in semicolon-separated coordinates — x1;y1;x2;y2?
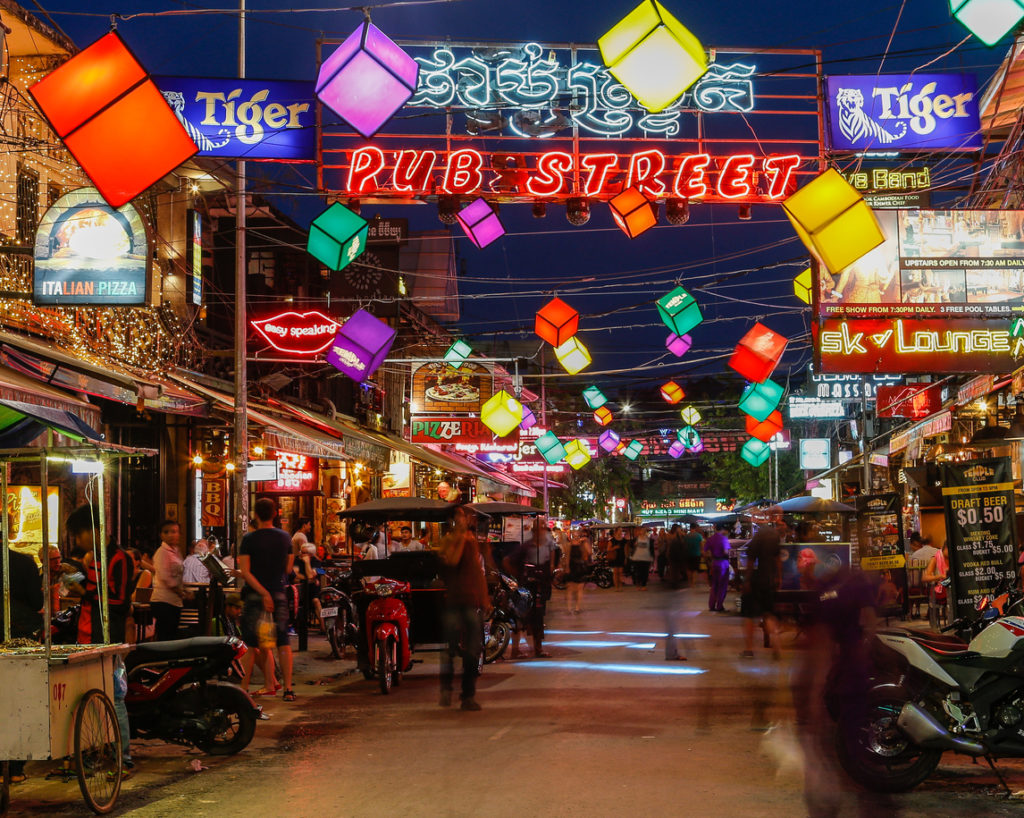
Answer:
668;440;686;459
316;22;420;139
457;198;505;248
599;429;621;452
519;406;537;431
666;332;692;357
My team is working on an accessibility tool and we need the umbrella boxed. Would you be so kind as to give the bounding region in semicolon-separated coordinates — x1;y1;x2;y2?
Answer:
465;502;540;517
774;496;856;514
336;497;462;522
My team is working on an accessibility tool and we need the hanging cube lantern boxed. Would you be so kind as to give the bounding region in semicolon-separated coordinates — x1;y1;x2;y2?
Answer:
622;439;644;461
729;322;789;384
950;0;1024;46
738;379;784;423
597;0;708;113
613;440;628;455
536;431;567;465
456;198;505;248
554;337;592;375
444;339;473;367
656;286;703;336
782;168;885;273
741;437;771;467
793;268;813;305
480;389;523;438
689;440;705;455
519;405;537;431
746;410;784;443
27;31;198;208
315;21;420;138
307;202;369;271
583;385;608;410
326;308;396;383
599;429;621;452
594;406;613;426
609;187;657;238
535;297;580;347
564;439;592;470
668;439;686;459
666;332;693;357
679;406;702;426
660;380;684;404
678;425;701;450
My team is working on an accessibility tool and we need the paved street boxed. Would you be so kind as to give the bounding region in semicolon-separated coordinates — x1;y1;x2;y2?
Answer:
8;582;1024;817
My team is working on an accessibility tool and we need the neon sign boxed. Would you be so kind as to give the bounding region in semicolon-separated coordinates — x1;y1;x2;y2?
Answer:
342;147;802;204
251;311;340;355
266;451;317;492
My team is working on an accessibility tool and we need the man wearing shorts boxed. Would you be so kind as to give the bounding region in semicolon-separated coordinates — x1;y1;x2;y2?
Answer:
239;498;296;701
741;516;786;659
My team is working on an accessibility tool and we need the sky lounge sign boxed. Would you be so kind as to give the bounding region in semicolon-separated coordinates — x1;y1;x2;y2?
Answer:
825;73;982;152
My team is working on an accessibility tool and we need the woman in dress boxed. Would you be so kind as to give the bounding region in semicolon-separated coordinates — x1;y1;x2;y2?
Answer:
563;533;592;615
606;527;627;590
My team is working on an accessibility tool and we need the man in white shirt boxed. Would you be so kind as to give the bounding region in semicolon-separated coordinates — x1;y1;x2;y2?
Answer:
292;518;312;555
908;535;939;568
151;521;185;641
394;526;423;552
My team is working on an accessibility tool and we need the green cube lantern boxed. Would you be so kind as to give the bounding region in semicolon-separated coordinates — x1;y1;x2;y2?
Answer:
583;386;608;410
656;286;703;336
444;339;473;367
741;437;771;467
536;431;566;465
678;425;701;450
738;379;784;423
950;0;1024;46
622;439;644;461
307;202;368;271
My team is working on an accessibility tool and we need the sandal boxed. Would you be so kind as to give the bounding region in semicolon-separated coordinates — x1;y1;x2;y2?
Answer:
283;689;297;702
534;650;551;658
251;688;276;697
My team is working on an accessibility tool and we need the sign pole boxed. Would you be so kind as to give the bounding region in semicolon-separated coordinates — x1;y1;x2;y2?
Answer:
232;0;249;554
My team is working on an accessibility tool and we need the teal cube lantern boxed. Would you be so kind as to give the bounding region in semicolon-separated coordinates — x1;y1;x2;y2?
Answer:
738;379;784;423
656;286;703;336
741;437;771;467
307;202;368;271
536;431;566;465
583;386;608;410
444;339;473;367
678;425;701;450
950;0;1024;46
622;440;644;461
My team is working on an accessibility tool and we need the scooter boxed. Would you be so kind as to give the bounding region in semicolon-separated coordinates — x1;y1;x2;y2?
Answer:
125;636;260;755
484;572;533;663
361;578;412;694
320;570;360;660
552;553;613;590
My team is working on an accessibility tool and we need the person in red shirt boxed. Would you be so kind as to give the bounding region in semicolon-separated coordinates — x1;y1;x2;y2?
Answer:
69;504;135;645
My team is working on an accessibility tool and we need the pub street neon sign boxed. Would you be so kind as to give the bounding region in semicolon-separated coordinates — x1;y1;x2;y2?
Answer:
251;310;340;355
343;147;803;203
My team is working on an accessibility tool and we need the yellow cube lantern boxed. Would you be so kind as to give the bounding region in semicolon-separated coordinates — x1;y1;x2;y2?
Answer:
554;337;592;375
480;389;523;437
793;268;812;304
782;169;885;274
564;438;592;470
680;406;701;425
598;0;708;113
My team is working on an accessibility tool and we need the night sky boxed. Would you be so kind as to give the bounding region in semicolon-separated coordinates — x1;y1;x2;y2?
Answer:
33;1;1009;424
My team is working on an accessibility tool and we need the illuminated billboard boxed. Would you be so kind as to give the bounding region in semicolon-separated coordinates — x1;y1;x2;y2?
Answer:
33;186;150;306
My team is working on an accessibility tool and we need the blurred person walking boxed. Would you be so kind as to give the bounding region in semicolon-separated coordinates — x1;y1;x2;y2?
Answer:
630;527;653;589
682;523;705;586
606;527;627;590
563;532;592;615
151;520;185;642
741;516;786;659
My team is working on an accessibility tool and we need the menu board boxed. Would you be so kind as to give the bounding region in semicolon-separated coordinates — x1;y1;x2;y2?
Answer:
941;457;1020;619
856;493;907;615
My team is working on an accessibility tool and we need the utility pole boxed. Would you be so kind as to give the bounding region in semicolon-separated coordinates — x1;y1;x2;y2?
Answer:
861;378;871;497
232;0;249;552
541;347;548;517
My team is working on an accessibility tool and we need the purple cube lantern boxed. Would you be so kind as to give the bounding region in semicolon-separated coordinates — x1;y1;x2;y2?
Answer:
456;198;505;248
519;406;537;431
668;440;686;459
316;22;420;139
666;332;692;357
326;308;396;382
689;441;705;454
598;429;621;453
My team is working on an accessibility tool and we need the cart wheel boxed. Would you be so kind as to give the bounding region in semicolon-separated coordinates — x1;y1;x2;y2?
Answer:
1;760;10;817
74;689;122;815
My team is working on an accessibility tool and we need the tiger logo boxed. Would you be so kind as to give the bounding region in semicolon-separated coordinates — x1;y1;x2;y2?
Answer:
161;91;230;152
836;88;907;146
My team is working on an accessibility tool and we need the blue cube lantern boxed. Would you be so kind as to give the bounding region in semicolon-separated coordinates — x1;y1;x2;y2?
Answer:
307;202;368;271
656;286;703;336
738;379;784;423
741;437;771;467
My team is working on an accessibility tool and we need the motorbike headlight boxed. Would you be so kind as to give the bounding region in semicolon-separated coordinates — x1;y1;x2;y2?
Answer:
506;579;518;591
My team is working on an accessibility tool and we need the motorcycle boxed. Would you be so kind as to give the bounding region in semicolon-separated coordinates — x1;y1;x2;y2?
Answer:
552;553;613;591
125;636;260;755
320;569;360;660
835;606;1024;793
361;578;413;695
484;572;533;663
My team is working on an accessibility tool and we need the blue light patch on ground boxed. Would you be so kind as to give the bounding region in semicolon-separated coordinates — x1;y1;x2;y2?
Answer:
521;660;705;676
625;642;657;649
545;640;633;648
546;630;604;635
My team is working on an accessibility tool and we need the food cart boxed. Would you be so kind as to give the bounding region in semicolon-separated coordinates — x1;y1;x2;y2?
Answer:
1;417;155;816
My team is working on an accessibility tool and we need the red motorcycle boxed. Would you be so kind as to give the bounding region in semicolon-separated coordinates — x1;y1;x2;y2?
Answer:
362;578;413;694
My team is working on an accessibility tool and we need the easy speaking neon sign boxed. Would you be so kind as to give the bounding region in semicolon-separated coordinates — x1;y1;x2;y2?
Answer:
251;311;340;355
343;147;802;203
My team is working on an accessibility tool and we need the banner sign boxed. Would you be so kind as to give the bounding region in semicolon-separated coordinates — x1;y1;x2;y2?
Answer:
788;395;846;419
825;74;982;152
410;416;518;452
856;493;908;616
251;310;340;355
200;476;227;527
942;457;1019;619
155;76;315;161
809;365;902;400
876;384;943;419
815;317;1022;375
636;497;732;517
33;187;150;306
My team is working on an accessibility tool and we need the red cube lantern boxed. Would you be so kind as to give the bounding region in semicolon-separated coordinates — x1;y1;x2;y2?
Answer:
728;322;788;383
535;297;580;347
29;32;198;208
745;410;784;443
594;406;613;426
609;187;657;238
660;381;684;404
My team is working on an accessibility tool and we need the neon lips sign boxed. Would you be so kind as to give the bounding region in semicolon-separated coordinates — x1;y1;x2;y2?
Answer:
342;147;803;204
251;311;340;355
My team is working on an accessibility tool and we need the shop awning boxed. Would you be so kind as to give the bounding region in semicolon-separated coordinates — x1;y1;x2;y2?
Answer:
0;398;102;447
0;363;102;430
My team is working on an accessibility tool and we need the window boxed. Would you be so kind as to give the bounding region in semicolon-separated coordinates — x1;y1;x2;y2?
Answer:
46;183;61;208
16;166;39;245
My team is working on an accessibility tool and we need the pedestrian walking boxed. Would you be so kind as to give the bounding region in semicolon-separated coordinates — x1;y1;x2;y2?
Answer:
705;522;731;612
682;523;705;586
630;528;653;589
438;506;488;710
606;527;627;590
666;524;686;587
563;532;592;614
151;520;185;642
503;516;556;658
741;515;786;659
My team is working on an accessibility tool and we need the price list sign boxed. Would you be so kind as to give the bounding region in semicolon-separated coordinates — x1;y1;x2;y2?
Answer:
856;493;907;616
941;457;1019;619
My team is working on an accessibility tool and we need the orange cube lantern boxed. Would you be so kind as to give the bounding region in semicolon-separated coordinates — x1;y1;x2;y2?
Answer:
728;322;788;383
609;187;657;238
660;380;685;404
594;406;613;426
535;297;580;347
29;32;198;208
745;410;784;443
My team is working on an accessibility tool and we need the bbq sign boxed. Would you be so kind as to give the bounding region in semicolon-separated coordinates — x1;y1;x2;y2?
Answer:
251;311;340;355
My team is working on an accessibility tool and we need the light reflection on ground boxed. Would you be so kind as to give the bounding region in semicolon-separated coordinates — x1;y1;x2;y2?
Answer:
545;640;658;649
518;660;706;676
